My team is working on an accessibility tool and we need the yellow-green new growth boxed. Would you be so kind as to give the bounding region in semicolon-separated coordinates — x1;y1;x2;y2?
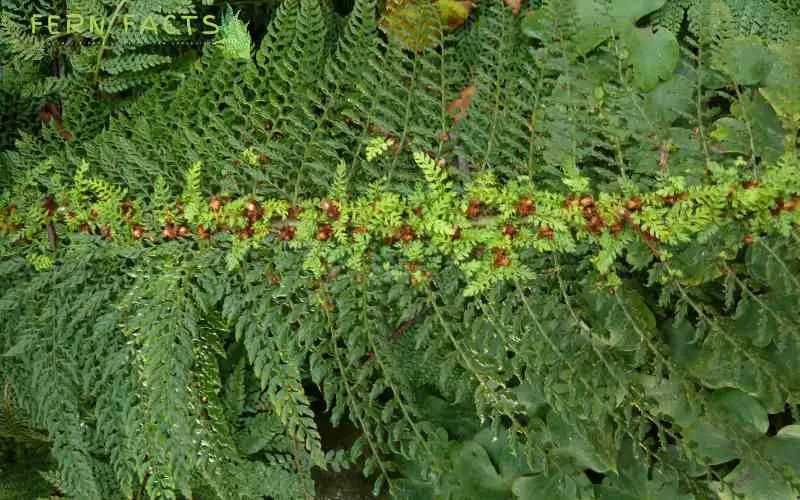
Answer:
365;137;394;161
216;8;251;60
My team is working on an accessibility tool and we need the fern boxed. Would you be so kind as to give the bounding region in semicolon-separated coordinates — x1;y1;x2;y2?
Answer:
1;0;799;498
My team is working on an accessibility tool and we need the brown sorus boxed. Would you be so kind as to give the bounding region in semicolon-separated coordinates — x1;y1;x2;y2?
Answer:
209;197;222;211
320;200;340;220
589;214;604;226
538;225;554;240
771;198;784;216
399;225;416;242
493;248;511;268
177;225;190;237
316;224;333;241
564;196;581;209
503;224;517;239
327;203;340;220
516;197;535;216
413;206;423;217
783;198;797;211
101;225;113;241
197;225;210;240
162;225;177;239
579;196;595;208
239;226;254;240
466;199;481;218
641;230;658;242
610;221;624;237
132;224;144;239
626;197;642;211
742;234;754;245
452;226;462;241
259;152;269;164
246;199;259;213
287;205;303;219
352;226;368;234
585;224;602;235
742;179;760;189
121;201;134;219
246;211;262;224
279;225;296;241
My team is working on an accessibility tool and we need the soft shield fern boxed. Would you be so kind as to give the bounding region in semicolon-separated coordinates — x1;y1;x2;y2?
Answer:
0;1;799;499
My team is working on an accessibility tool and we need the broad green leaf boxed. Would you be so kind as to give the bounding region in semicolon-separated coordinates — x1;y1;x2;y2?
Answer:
761;42;800;124
609;0;666;25
717;37;774;85
764;42;800;88
712;94;785;162
512;473;594;500
664;318;765;397
450;440;509;499
418;394;480;439
762;425;800;469
625;240;655;270
657;446;709;478
568;0;669;54
724;462;795;500
724;425;800;500
760;86;800;126
644;75;694;125
710;387;769;436
473;428;542;478
710;117;753;154
572;0;612;54
521;11;546;40
625;27;680;91
639;375;697;427
746;239;799;292
596;439;694;500
683;420;740;465
581;281;656;351
513;380;547;417
671;236;729;286
766;336;800;411
733;295;776;347
548;412;615;473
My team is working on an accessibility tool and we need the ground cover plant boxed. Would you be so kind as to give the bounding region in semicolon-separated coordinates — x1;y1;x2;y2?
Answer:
0;0;799;498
